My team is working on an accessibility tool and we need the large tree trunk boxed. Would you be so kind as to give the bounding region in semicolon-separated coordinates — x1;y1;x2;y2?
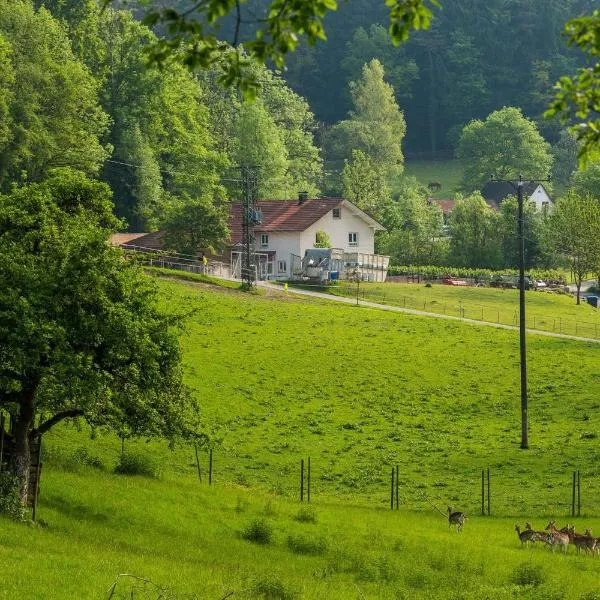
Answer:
12;390;35;506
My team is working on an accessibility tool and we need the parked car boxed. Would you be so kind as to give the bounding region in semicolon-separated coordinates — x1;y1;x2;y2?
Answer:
442;276;468;286
490;275;534;290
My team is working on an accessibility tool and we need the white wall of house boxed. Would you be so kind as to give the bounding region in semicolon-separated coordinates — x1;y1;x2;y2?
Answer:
301;205;377;254
252;231;301;277
529;185;553;212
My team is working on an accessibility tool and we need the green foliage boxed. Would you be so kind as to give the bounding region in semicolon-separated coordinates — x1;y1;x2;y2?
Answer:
286;534;328;555
0;472;25;521
114;0;440;97
571;160;600;198
552;130;580;191
114;450;160;478
457;108;553;192
241;518;274;545
314;230;332;248
44;445;104;472
162;196;230;256
511;562;546;587
546;10;600;164
341;149;392;221
252;577;297;600
329;59;406;182
546;191;600;301
0;0;109;189
294;507;317;523
448;193;502;268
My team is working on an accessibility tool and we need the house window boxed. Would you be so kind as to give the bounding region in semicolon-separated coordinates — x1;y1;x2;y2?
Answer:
278;260;287;273
348;232;359;246
332;207;341;219
260;234;269;247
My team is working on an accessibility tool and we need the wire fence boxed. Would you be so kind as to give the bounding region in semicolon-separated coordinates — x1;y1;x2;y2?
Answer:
292;283;600;340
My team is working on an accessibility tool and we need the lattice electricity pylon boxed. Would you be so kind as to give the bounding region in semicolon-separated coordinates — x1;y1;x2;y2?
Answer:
240;165;261;288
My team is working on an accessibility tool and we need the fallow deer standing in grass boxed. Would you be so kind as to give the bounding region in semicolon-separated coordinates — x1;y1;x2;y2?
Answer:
448;506;466;532
515;524;538;548
524;522;552;546
567;526;597;555
584;529;600;556
545;521;570;553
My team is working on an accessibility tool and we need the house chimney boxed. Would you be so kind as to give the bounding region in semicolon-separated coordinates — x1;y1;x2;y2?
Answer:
298;191;309;204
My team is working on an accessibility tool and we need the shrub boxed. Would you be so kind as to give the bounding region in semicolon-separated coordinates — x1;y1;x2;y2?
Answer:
0;472;25;521
242;519;273;545
252;577;297;600
511;562;545;587
294;506;317;523
70;447;104;470
286;534;328;555
114;451;159;478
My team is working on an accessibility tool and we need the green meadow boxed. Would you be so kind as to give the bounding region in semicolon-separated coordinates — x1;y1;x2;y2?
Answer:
3;274;600;598
325;282;600;339
403;159;465;199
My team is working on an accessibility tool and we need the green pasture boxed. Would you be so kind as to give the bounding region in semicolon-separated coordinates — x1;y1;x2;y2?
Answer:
3;274;600;598
2;463;600;599
325;282;600;339
403;159;465;199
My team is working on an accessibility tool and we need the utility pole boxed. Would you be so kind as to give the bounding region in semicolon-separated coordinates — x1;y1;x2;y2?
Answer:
516;176;528;449
240;165;260;289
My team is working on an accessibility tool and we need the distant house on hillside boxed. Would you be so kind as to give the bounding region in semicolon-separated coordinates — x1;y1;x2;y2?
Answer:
431;199;456;225
481;181;553;213
117;194;389;281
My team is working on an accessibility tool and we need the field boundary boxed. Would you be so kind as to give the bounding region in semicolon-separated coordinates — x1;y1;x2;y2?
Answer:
262;282;600;344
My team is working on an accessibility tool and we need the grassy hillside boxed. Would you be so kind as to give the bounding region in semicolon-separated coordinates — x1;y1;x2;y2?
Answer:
325;282;600;339
44;276;600;514
2;466;600;599
3;275;600;598
403;159;465;199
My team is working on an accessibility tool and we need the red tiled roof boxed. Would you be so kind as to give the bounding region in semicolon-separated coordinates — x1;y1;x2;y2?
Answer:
109;232;148;246
432;199;456;215
228;198;344;244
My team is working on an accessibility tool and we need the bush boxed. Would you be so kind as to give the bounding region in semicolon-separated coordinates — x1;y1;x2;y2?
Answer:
0;472;25;521
286;534;328;555
70;447;104;470
44;445;104;472
294;506;317;523
242;519;273;545
511;562;545;587
114;451;159;478
252;577;297;600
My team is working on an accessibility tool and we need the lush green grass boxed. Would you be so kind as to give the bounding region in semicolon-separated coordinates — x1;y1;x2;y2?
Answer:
324;281;600;339
3;463;600;599
4;275;600;598
403;159;465;199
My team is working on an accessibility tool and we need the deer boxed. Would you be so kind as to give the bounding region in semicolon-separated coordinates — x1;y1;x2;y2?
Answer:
448;506;467;532
522;522;551;546
567;526;597;555
544;521;570;553
428;181;442;192
515;524;539;548
584;529;600;556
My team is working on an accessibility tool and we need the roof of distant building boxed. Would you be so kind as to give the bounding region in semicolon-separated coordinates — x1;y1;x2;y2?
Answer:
480;181;545;203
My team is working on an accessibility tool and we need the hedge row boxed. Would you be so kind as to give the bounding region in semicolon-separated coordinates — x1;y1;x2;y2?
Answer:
387;265;567;283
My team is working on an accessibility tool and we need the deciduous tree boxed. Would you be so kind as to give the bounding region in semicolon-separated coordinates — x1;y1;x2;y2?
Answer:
0;169;196;505
457;107;553;192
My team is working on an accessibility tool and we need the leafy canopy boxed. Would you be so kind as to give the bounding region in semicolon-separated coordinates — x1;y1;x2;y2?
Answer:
106;0;441;97
457;107;553;192
0;169;198;443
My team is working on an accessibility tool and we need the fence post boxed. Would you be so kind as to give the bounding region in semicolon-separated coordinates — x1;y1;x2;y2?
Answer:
572;471;576;517
497;311;500;324
395;464;399;510
307;457;311;504
577;470;581;516
300;459;304;502
194;444;202;482
390;467;394;510
208;449;213;485
481;470;485;516
487;467;490;516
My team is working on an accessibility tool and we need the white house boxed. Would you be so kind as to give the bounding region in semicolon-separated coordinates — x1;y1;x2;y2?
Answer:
119;195;389;281
481;181;553;213
227;195;389;280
